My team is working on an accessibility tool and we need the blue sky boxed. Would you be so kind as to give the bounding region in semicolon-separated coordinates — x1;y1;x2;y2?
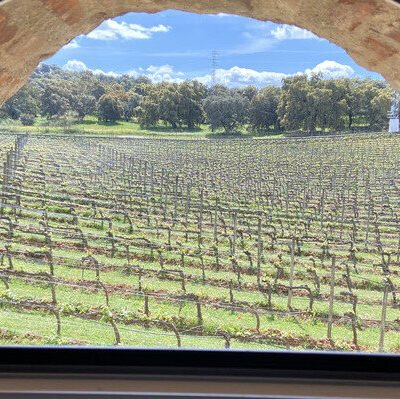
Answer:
47;10;383;88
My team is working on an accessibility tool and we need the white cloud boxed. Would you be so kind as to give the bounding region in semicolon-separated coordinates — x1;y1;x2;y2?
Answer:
63;60;119;77
62;60;355;88
63;39;80;50
63;60;87;72
87;20;171;41
92;69;120;78
303;60;355;79
145;65;184;83
194;61;354;88
211;13;233;17
231;22;319;55
63;61;183;82
127;65;185;83
270;24;318;40
195;66;287;87
87;29;117;41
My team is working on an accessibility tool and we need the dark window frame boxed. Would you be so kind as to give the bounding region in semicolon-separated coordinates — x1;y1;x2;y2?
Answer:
0;347;399;381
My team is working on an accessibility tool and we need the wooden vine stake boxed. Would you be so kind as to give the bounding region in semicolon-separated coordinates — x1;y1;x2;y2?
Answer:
327;256;336;340
45;249;61;337
379;282;389;352
144;292;150;316
98;280;121;345
287;237;295;310
250;308;260;333
217;329;231;349
256;215;262;287
229;279;234;303
156;320;181;348
196;297;203;333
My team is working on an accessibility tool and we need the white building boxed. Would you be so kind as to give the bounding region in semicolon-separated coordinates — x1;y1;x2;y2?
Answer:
388;92;399;133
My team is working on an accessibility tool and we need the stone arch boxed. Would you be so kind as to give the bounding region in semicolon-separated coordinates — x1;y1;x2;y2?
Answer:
0;0;400;105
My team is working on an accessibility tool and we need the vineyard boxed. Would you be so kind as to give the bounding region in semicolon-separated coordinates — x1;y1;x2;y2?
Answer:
0;132;399;351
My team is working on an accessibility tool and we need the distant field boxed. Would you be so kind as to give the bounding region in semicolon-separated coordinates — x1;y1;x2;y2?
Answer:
0;116;375;140
0;116;282;139
0;116;316;139
0;133;399;351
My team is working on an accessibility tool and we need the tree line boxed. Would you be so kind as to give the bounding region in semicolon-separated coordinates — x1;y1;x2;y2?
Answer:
0;63;392;133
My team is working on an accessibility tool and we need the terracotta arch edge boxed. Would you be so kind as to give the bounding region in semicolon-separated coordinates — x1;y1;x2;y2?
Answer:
0;0;400;105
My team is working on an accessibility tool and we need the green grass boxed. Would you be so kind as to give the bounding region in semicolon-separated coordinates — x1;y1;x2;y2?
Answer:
0;116;284;139
0;305;291;350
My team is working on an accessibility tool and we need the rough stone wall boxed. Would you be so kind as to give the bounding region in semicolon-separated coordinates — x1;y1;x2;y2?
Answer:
0;0;399;105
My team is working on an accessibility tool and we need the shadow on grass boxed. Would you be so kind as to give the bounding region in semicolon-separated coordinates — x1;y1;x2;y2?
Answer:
145;126;203;133
74;119;121;127
73;120;204;134
205;131;244;139
205;130;283;139
250;130;283;137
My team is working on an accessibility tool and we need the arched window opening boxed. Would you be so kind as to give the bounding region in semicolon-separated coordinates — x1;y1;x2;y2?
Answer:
0;10;399;354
